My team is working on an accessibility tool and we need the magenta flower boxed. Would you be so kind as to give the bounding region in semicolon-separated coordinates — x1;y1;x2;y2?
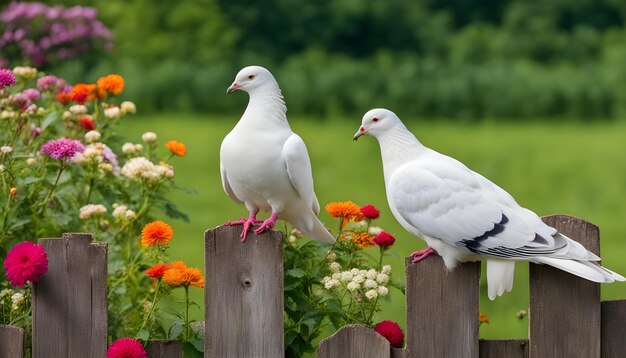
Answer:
40;138;84;160
37;75;65;91
0;68;16;88
4;241;49;287
374;320;404;348
22;88;41;101
107;338;147;358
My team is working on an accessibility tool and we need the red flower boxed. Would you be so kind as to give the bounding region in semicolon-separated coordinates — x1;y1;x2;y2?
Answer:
107;338;147;358
145;263;171;279
3;241;48;287
373;231;396;248
78;116;95;130
374;320;404;348
360;204;380;220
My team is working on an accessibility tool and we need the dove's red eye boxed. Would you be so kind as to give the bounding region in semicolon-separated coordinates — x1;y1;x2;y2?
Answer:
372;117;379;122
248;75;255;80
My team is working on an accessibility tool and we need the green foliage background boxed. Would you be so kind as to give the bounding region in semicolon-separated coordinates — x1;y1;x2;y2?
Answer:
10;0;626;119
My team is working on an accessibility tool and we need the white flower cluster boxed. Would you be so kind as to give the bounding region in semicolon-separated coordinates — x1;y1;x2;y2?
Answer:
104;106;121;119
112;203;137;221
1;110;17;119
142;131;157;143
84;130;101;143
69;104;88;115
11;292;25;311
12;66;37;78
368;226;384;236
122;142;143;155
121;101;136;114
79;204;107;220
74;143;117;174
322;263;392;300
121;156;174;182
1;145;13;154
0;288;13;299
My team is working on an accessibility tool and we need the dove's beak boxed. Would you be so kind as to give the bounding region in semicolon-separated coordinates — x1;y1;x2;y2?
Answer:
353;127;367;141
226;82;239;94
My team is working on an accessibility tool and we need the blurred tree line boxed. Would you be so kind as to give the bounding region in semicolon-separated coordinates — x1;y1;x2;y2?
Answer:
14;0;626;119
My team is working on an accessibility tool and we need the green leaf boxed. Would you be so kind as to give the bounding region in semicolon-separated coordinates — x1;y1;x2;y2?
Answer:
286;268;306;278
41;112;58;130
135;328;149;341
161;202;190;223
189;337;205;352
182;342;204;358
169;321;184;339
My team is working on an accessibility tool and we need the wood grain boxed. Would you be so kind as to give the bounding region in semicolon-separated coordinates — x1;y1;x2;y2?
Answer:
204;225;284;357
405;255;480;358
601;299;626;358
318;324;390;358
479;339;528;358
0;324;24;358
32;233;107;358
146;340;182;358
529;215;601;358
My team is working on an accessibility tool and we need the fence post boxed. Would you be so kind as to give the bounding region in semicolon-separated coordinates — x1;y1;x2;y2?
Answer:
146;339;182;358
0;324;24;358
479;339;528;358
405;255;480;358
204;225;284;357
318;324;391;358
601;299;626;357
529;215;601;357
32;233;107;358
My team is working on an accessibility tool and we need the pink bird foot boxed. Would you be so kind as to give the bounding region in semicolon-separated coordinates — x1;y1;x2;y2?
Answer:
224;212;263;242
254;213;278;235
410;247;436;264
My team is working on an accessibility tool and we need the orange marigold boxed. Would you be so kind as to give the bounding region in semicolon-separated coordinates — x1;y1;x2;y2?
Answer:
165;140;187;157
479;312;491;325
325;201;364;228
141;220;174;247
353;232;375;249
97;74;125;96
145;263;171;279
162;266;204;288
71;83;97;104
169;261;188;270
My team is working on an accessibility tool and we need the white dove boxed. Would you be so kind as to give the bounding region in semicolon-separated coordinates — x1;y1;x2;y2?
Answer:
220;66;334;243
354;108;625;300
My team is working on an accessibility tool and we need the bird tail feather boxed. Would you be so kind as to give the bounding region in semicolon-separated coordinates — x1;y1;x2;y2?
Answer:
293;214;335;243
486;259;516;300
534;257;626;283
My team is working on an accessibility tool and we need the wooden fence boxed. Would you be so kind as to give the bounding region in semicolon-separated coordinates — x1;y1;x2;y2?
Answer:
0;214;625;357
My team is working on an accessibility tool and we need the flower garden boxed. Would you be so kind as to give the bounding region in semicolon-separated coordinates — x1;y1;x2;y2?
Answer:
0;65;409;357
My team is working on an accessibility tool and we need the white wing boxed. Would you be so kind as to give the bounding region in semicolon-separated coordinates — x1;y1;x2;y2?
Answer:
220;160;242;204
281;133;320;214
389;157;571;258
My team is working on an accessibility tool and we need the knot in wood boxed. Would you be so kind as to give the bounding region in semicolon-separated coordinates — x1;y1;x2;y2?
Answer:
240;276;253;289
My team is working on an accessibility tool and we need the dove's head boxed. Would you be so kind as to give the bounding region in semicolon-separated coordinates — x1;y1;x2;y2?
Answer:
354;108;402;140
227;66;278;94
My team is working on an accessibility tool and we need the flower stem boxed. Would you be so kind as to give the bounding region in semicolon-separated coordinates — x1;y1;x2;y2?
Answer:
137;280;161;337
38;160;65;215
184;285;190;340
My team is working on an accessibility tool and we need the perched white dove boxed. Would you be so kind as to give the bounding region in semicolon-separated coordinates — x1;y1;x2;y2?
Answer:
354;108;625;300
220;66;334;243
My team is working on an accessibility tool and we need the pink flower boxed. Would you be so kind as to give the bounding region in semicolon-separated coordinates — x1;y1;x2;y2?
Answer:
40;138;84;160
107;338;147;358
22;88;41;101
360;204;380;220
374;320;404;348
37;75;66;91
4;242;48;287
0;68;16;88
373;231;396;248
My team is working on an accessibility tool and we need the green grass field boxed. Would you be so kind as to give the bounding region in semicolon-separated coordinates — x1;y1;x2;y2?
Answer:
118;113;626;339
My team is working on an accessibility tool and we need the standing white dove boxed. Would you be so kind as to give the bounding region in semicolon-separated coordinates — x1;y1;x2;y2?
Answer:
220;66;334;243
354;108;625;300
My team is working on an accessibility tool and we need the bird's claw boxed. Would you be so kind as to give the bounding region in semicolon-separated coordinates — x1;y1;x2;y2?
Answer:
224;217;247;226
253;213;278;235
410;247;436;264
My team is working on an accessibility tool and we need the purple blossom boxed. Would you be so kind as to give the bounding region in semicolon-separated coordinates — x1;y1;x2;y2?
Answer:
37;75;65;91
40;138;84;160
101;144;120;175
22;88;41;101
31;127;42;137
0;68;16;88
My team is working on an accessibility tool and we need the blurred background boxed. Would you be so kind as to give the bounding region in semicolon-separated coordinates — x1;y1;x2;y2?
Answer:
2;0;626;340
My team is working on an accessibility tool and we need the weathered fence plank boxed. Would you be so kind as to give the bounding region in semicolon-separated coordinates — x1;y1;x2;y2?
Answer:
601;299;626;358
405;255;480;358
146;339;182;358
318;324;391;358
529;215;601;357
204;225;284;357
0;324;24;358
32;233;107;358
479;339;528;358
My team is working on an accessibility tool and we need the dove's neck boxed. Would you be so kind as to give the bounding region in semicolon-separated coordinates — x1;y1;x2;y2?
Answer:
377;126;426;183
241;83;289;129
